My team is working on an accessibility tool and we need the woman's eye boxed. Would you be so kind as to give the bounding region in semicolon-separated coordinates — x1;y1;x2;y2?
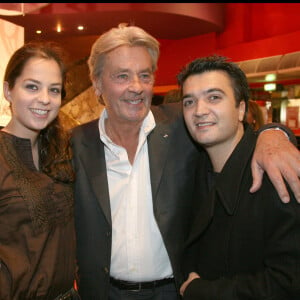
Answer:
50;87;61;94
25;84;38;91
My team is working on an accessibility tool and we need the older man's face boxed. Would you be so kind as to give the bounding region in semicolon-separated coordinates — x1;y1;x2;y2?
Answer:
96;45;154;126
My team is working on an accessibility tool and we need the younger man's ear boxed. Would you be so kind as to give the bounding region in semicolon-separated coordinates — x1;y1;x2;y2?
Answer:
239;101;246;121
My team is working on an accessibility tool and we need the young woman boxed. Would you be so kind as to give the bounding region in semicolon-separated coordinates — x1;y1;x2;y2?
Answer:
0;42;79;299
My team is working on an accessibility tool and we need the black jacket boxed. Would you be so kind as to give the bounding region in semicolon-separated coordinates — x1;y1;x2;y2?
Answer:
183;125;300;300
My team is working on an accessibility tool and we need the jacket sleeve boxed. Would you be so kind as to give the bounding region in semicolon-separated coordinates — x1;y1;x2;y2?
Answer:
257;122;298;147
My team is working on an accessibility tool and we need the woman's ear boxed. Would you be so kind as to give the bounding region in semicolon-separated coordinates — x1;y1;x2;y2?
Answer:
3;81;12;102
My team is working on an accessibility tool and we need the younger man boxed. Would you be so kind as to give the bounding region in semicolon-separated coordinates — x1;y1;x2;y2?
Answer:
179;55;300;299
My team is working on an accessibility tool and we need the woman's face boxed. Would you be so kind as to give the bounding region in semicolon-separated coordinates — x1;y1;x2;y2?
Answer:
3;57;62;138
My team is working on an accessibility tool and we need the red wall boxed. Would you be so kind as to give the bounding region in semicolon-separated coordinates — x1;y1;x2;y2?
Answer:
155;3;300;88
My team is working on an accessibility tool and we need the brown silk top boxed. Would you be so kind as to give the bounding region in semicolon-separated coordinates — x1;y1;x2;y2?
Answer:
0;131;76;300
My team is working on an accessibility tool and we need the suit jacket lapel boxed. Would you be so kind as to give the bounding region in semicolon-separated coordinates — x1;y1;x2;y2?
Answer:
78;121;112;224
148;114;172;202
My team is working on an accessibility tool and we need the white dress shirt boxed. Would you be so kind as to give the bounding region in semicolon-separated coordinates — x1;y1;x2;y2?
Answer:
99;109;173;281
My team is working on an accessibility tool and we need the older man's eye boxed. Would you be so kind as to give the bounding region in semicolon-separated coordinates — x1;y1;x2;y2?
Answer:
118;74;128;79
116;74;129;83
110;73;130;84
139;73;154;84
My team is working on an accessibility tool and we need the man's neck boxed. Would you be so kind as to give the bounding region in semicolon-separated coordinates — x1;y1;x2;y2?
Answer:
205;127;244;173
105;119;142;164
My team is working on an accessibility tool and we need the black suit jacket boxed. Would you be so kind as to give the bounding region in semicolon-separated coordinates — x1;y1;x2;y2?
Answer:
183;126;300;300
71;103;204;299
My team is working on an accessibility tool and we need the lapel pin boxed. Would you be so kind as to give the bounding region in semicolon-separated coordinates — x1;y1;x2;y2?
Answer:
163;134;169;138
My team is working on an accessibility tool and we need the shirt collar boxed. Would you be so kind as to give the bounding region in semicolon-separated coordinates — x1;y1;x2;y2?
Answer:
99;108;156;143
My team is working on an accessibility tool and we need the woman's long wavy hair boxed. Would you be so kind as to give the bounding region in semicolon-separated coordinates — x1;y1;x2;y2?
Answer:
4;41;74;183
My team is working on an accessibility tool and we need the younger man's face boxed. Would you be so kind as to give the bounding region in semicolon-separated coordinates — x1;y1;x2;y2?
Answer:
182;70;245;149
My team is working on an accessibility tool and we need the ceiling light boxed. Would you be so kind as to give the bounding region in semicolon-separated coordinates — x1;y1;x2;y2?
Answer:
77;25;84;31
56;23;62;33
264;83;276;91
36;30;42;34
265;73;276;82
